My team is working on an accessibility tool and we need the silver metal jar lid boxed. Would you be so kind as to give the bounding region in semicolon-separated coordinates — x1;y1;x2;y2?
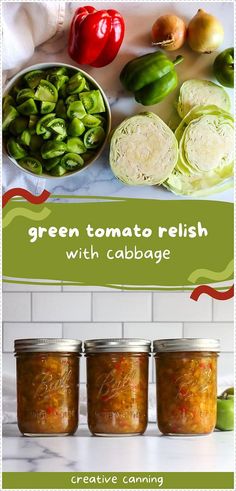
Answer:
153;338;220;353
14;338;82;353
84;338;151;353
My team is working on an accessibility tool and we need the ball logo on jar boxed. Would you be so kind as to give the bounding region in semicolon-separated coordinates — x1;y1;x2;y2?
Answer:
33;369;73;399
96;367;138;401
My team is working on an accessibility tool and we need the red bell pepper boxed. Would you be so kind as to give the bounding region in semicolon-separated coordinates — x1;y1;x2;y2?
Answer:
68;6;125;68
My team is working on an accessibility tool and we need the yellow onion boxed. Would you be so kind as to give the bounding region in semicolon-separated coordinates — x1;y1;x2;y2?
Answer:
188;9;224;53
151;15;187;51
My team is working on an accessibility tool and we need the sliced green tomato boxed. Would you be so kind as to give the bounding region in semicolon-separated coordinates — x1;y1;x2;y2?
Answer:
3;105;19;131
68;118;85;137
79;90;106;114
30;134;43;152
9;116;28;136
7;137;28;159
94;114;106;126
59;84;67;99
18;156;43;175
41;141;67;159
47;74;69;91
84;127;105;149
55;99;67;118
42;130;52;140
82;114;102;128
48;66;68;77
47;118;67;136
16;88;35;104
41;101;56;114
19;129;31;146
53;133;66;142
67;101;86;119
35;79;58;103
67;73;86;94
24;70;44;89
50;164;67;176
3;95;15;110
29;114;39;129
66;94;79;105
43;156;61;171
67;137;86;154
17;98;38;115
36;113;56;135
60;152;84;171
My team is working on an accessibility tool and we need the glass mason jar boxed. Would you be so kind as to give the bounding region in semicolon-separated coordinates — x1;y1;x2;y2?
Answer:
84;338;151;436
15;338;82;436
153;338;220;436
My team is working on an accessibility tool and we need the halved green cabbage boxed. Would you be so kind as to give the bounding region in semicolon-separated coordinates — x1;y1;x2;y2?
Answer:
109;112;178;185
177;80;231;119
164;105;234;196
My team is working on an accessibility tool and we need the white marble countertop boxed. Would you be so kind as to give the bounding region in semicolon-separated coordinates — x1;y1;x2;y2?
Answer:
3;423;234;473
3;1;234;201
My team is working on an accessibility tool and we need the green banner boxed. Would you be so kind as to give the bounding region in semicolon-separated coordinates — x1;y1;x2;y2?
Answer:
2;472;234;489
3;197;233;288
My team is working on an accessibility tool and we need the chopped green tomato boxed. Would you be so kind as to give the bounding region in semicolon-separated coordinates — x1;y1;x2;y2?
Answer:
9;116;28;136
36;113;56;135
7;137;27;159
41;141;67;159
28;115;38;129
16;88;35;104
67;73;86;94
82;114;102;128
47;74;69;91
50;164;67;176
19;129;31;146
66;94;79;105
42;130;52;140
3;105;18;131
61;152;84;171
79;90;105;114
17;99;38;115
67;137;86;154
67;101;86;119
41;101;56;114
48;66;68;76
3;95;15;109
68;118;85;137
43;156;61;171
84;126;105;149
18;156;42;175
59;84;67;99
94;114;106;126
47;118;67;137
53;133;66;141
55;99;67;118
35;80;58;103
24;70;44;89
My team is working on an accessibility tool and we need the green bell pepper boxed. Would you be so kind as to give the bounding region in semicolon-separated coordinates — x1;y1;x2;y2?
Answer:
213;48;234;88
216;387;234;431
120;51;184;106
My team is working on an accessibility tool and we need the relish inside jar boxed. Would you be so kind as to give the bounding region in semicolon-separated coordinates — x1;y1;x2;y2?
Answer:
84;338;151;436
15;338;81;436
154;338;220;436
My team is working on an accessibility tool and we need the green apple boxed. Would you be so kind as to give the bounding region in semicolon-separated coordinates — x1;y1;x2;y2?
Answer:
216;387;234;431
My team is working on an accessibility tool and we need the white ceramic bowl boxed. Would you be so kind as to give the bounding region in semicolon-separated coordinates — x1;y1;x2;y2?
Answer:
3;62;111;179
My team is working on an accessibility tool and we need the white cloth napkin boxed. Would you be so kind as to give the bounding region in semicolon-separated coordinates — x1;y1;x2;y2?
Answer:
2;2;66;194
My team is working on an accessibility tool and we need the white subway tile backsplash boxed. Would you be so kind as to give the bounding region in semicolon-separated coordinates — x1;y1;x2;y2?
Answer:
218;353;234;379
153;293;212;322
3;293;31;322
32;293;91;322
63;323;122;340
93;292;152;321
62;285;119;292
3;323;63;352
124;322;183;340
3;353;15;378
3;283;62;292
213;298;234;321
183;323;234;352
